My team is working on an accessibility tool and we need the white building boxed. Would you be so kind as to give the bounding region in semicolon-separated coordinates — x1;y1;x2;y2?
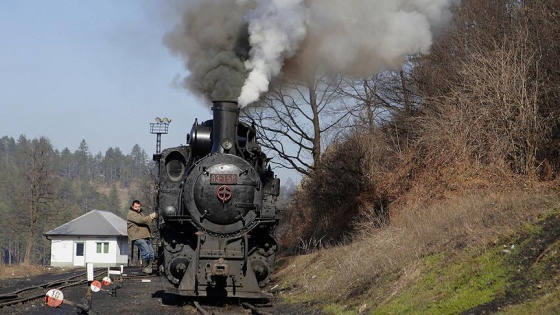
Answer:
44;210;129;267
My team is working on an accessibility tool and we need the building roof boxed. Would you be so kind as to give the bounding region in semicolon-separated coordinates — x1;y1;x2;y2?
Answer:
45;210;127;237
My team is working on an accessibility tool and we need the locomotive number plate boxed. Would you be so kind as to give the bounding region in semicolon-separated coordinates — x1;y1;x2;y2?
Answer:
210;174;237;184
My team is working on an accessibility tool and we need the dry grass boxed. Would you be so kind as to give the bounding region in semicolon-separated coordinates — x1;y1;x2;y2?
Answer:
274;188;560;303
0;265;73;280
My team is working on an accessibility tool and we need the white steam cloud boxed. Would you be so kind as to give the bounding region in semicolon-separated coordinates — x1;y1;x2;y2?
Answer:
238;0;307;106
164;0;459;107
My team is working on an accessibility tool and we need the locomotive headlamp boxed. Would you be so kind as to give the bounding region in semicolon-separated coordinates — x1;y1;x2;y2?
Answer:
221;138;233;150
164;205;177;215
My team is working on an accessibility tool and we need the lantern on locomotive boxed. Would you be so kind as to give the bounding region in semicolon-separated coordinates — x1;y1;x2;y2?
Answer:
153;101;280;298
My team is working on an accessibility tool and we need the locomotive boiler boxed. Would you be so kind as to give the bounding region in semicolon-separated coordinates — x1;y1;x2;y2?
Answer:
154;100;281;299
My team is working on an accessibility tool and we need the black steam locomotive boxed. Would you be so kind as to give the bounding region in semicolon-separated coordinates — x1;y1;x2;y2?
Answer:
153;101;281;299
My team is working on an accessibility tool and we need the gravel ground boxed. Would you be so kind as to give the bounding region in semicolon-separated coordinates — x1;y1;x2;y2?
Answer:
0;268;321;315
1;268;183;315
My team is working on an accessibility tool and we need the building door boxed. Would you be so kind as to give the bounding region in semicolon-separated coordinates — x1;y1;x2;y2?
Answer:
74;242;85;266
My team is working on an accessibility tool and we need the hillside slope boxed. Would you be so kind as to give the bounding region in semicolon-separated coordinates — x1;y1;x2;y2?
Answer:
272;189;560;314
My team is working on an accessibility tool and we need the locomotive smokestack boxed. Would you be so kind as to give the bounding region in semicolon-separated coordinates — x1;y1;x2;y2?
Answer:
211;101;239;154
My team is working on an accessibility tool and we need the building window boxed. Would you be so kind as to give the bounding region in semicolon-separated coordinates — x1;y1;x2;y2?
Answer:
96;242;109;254
76;243;84;257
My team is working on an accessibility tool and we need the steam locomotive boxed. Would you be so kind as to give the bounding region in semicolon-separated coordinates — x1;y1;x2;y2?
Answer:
153;101;281;299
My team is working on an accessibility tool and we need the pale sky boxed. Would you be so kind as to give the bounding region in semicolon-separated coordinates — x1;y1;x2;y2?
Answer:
0;1;299;183
0;1;199;152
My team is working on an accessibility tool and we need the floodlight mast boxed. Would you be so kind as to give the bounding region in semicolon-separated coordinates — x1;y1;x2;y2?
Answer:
150;117;171;238
150;117;171;156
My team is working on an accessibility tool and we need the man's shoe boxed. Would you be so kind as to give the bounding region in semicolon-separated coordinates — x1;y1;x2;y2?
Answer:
141;260;153;274
142;266;153;274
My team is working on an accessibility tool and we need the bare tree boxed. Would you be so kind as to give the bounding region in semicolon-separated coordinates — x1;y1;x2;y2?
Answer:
411;0;558;177
13;136;55;265
242;73;356;177
338;65;420;129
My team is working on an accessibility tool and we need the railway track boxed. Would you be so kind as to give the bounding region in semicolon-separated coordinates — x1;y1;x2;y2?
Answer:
190;299;275;315
0;268;278;314
0;268;102;309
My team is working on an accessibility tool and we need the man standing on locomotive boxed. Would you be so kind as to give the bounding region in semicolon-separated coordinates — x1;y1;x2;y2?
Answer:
127;200;157;274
